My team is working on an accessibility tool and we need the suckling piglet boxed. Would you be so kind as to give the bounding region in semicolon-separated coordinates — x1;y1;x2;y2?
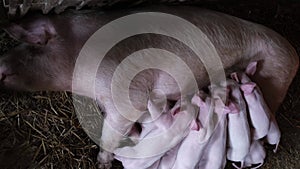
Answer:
171;111;205;168
231;62;281;149
116;97;196;169
196;86;229;169
191;90;211;129
239;81;272;140
116;96;178;169
225;80;251;168
231;62;271;140
172;91;213;169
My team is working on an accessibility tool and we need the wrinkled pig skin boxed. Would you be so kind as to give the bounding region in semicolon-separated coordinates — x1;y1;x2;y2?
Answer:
0;6;298;168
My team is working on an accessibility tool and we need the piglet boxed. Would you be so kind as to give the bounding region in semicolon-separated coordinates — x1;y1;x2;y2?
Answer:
242;140;266;169
232;62;281;149
172;91;214;169
191;91;209;122
116;97;195;169
232;62;271;140
197;86;229;169
144;143;181;169
231;62;257;84
266;116;281;152
115;96;177;169
239;82;271;140
157;143;181;169
191;90;216;137
225;80;251;168
171;126;207;169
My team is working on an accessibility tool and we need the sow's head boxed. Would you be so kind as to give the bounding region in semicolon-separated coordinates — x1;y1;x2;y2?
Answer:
0;13;76;92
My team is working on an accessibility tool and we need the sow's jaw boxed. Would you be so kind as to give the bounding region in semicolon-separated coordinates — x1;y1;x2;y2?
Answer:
0;6;299;169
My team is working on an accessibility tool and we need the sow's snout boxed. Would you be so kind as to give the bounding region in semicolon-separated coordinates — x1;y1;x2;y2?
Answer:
0;43;74;92
0;51;31;91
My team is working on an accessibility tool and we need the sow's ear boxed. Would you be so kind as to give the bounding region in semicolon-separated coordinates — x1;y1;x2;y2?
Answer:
245;61;258;76
3;20;57;45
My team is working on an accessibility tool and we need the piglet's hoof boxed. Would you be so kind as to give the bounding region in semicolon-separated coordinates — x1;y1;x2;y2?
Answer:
97;151;114;169
97;162;112;169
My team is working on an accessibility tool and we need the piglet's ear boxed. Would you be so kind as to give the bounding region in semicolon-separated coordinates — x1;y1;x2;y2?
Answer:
223;106;231;114
231;72;240;83
240;82;256;94
192;94;205;107
228;102;240;113
190;119;200;131
3;21;56;45
245;61;258;76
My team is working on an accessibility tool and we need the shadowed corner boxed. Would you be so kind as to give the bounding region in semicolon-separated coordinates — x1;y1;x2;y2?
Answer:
0;136;37;169
0;2;9;27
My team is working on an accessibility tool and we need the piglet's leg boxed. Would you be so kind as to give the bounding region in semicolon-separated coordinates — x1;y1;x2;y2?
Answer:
172;129;207;169
226;84;251;167
116;153;161;169
198;115;227;169
98;104;136;169
147;90;174;130
158;143;181;169
266;115;281;152
243;140;266;169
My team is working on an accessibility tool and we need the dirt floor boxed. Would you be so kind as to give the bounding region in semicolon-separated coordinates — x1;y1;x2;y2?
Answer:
0;0;299;169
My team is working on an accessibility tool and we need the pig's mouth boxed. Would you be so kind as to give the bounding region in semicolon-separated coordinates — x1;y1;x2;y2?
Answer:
0;72;17;83
0;73;8;81
0;72;25;91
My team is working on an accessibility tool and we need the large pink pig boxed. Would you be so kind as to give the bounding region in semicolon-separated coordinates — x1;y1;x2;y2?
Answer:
0;6;298;168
